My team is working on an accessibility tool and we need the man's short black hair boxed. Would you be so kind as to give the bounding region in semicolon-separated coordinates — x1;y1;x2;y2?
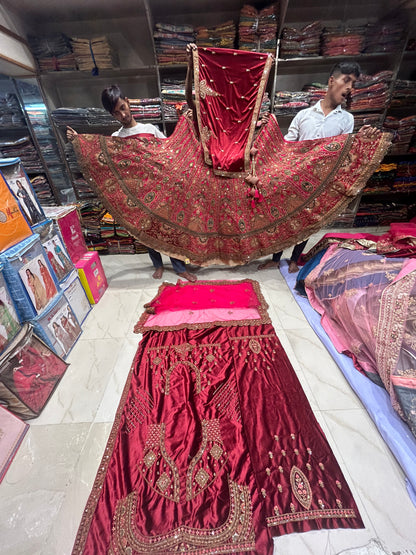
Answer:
101;85;126;114
329;62;361;79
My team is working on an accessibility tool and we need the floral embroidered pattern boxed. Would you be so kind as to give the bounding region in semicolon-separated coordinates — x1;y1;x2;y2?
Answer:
290;465;312;510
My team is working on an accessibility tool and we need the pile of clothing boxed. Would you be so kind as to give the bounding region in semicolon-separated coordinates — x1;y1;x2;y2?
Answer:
390;79;416;109
394;160;416;192
363;162;398;194
363;21;405;53
28;33;77;71
280;21;323;58
383;115;416;154
238;3;279;53
70;36;118;73
349;70;393;113
51;107;117;130
30;175;54;206
154;23;195;65
321;26;365;56
160;79;188;121
129;98;162;121
274;90;310;115
0;93;25;127
0;136;43;172
195;20;236;48
354;201;409;226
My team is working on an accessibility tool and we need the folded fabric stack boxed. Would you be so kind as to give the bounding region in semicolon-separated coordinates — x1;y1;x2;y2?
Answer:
30;175;55;205
161;79;188;121
51;107;117;131
72;177;96;199
100;212;116;241
390;80;416;109
0;93;26;127
154;23;195;65
363;162;398;194
78;201;107;251
393;160;416;192
129;98;162;121
106;238;136;255
302;82;327;105
134;240;148;254
383;115;416;154
321;26;364;56
354;201;409;226
363;21;405;53
238;3;279;53
274;90;310;115
0;136;43;172
352;113;382;132
70;36;118;72
195;20;236;48
349;70;393;113
280;21;323;58
28;33;77;71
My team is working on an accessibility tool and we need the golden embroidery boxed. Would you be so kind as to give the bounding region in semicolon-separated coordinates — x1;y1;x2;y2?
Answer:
156;472;171;493
186;419;227;501
164;361;202;395
140;423;180;503
143;450;156;468
249;338;261;354
266;507;358;527
199;79;221;99
195;468;210;488
290;466;312;510
111;477;255;553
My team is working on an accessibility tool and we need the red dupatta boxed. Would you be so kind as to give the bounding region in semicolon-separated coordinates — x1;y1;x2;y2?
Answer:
193;47;273;176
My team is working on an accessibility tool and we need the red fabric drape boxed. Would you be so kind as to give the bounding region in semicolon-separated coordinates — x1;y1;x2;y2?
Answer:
73;281;363;555
193;47;273;175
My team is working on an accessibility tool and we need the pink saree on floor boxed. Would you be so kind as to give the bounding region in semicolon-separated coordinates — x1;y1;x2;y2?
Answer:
305;245;416;438
72;280;363;555
72;46;392;266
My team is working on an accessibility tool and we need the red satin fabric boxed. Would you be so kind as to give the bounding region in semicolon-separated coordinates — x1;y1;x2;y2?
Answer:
73;281;363;555
193;47;272;174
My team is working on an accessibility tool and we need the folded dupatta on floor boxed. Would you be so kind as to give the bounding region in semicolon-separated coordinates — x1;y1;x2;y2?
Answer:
299;218;416;263
305;246;416;438
72;280;363;555
72;46;392;266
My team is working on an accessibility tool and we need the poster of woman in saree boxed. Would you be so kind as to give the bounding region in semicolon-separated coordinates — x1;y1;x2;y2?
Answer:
48;301;79;356
20;262;48;313
0;291;20;346
8;177;43;226
37;259;57;301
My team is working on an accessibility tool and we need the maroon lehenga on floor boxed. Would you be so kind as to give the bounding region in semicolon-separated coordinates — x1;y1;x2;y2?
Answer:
72;280;363;555
72;46;392;266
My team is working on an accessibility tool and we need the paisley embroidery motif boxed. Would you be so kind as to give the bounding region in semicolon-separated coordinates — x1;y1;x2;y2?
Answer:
290;465;312;510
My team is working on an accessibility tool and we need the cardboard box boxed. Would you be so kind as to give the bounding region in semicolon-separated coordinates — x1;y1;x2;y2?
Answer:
76;251;107;304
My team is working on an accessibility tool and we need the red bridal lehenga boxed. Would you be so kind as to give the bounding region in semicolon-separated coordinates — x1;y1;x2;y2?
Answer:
72;280;363;555
72;47;392;266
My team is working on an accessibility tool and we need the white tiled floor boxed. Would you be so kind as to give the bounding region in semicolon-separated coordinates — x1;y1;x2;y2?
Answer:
1;228;415;555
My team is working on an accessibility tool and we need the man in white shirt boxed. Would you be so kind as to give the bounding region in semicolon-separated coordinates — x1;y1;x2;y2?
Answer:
258;61;380;272
67;85;197;282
